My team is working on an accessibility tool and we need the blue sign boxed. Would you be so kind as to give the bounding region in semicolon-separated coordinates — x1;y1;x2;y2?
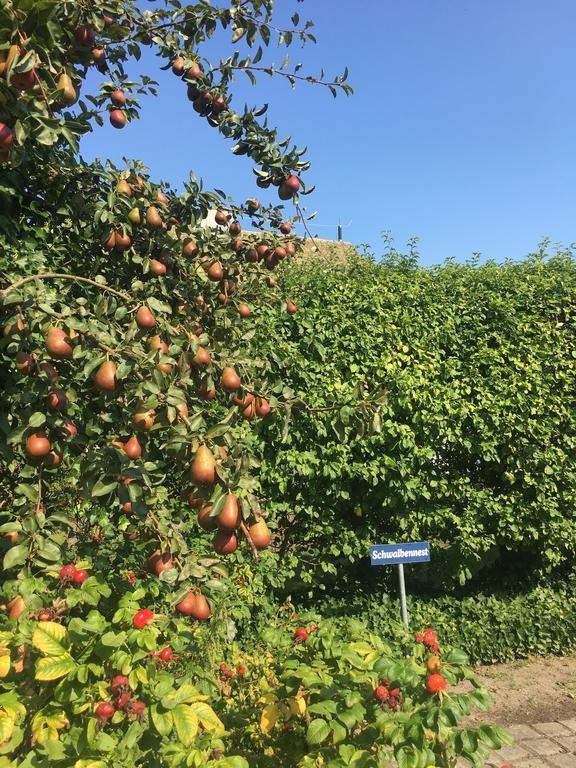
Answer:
370;541;430;566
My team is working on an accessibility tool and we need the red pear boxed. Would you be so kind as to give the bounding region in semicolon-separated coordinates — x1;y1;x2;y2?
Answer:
190;445;216;486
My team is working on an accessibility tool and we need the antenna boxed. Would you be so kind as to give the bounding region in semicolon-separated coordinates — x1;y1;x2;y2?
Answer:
311;220;352;242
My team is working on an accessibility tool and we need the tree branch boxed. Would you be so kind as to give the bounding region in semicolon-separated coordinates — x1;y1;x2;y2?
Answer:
239;520;259;560
0;273;131;301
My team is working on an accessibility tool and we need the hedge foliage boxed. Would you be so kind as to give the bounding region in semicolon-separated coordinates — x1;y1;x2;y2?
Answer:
256;244;576;590
297;572;576;664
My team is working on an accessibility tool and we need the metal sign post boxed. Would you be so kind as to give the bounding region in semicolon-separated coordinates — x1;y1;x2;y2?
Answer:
369;541;431;631
397;563;409;629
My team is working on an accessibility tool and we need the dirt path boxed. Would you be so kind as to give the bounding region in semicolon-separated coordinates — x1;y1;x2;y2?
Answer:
468;656;576;725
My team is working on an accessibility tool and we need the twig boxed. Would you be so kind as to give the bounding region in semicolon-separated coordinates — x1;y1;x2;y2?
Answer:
239;520;259;560
1;273;131;301
295;203;320;252
35;468;43;516
225;64;345;91
17;32;53;117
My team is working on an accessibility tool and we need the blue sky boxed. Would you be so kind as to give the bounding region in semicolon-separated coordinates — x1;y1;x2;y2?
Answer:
80;0;576;264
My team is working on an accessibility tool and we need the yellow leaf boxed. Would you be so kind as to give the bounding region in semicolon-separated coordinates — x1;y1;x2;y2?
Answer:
74;761;107;768
0;655;10;679
35;654;75;681
32;622;68;656
135;666;148;685
260;702;279;733
0;712;14;745
189;701;224;734
287;697;306;717
172;704;199;747
258;692;278;705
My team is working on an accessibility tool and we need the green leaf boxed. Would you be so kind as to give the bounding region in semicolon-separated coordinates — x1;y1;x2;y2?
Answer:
151;706;173;737
3;544;28;570
306;718;331;745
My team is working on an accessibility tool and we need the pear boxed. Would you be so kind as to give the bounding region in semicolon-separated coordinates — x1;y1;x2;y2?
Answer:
25;431;51;458
104;231;117;250
255;398;271;417
46;327;73;359
221;366;241;391
213;529;238;555
238;304;251;318
147;549;173;575
182;238;198;257
192;593;211;620
207;261;224;282
149;258;167;275
115;232;131;251
146;205;163;229
242;401;256;420
286;301;297;315
149;335;168;354
214;210;228;226
95;360;118;392
191;346;211;368
217;494;239;530
198;503;217;531
135;306;156;329
47;388;68;411
109;109;126;129
190;445;216;486
128;207;141;225
249;518;271;550
7;596;25;621
56;72;77;106
156;190;169;207
15;351;36;375
176;591;196;615
116;179;133;197
123;435;142;459
132;405;156;431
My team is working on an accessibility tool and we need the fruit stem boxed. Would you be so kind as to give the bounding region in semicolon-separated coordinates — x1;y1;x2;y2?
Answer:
239;521;259;560
1;273;131;302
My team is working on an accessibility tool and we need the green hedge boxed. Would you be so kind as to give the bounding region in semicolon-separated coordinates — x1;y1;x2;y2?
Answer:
309;575;576;664
252;246;576;589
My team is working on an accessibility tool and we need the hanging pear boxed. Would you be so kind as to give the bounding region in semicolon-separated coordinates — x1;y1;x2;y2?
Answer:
146;205;163;229
46;327;73;359
190;445;216;486
221;366;241;391
95;360;117;392
249;518;271;550
191;593;211;620
198;504;217;531
123;435;142;460
213;530;238;555
176;591;196;615
56;72;77;106
217;494;239;530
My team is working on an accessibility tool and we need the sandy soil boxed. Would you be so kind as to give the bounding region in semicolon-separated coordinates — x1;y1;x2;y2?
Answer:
467;656;576;725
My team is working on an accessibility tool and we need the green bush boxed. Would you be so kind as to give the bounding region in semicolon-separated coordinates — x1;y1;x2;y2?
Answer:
308;574;576;664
